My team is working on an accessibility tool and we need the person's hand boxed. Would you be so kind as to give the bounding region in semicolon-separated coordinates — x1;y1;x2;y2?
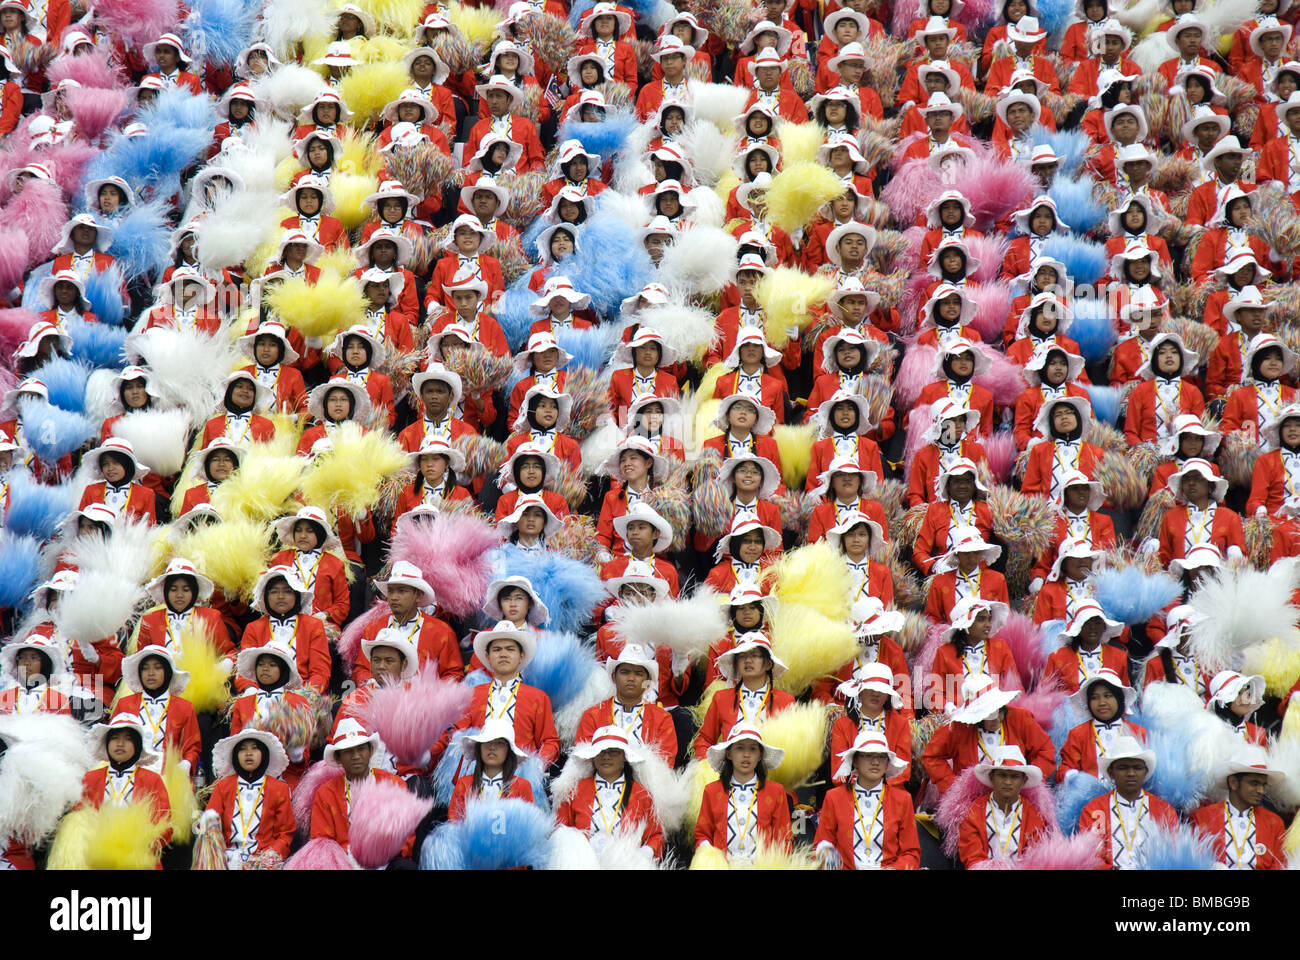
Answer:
77;640;100;664
815;842;841;870
1256;506;1268;520
1028;577;1043;596
1141;538;1159;556
671;651;690;678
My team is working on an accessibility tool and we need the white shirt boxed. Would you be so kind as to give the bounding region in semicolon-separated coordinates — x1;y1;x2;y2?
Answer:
1223;801;1257;869
727;775;760;860
851;782;886;869
487;676;521;722
985;797;1022;858
1109;791;1149;870
592;775;625;835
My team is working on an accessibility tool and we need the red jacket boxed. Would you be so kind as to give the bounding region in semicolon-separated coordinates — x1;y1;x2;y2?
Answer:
694;778;791;854
1220;383;1298;435
958;794;1051;867
929;637;1021;707
576;697;678;763
81;765;172;850
701;433;783;478
1189;801;1287;870
608;368;681;418
921;705;1057;793
1021;440;1105;499
206;773;296;860
807;496;890;546
448;774;534;821
136;605;234;659
594;623;690;710
237;363;308;417
1013;383;1092;449
1123;379;1204;446
269;548;350;628
599;554;680;598
913;499;995;574
238;616;332;693
906;439;988;508
353;613;464;686
1205;326;1250;400
280;214;348;250
1042;644;1130;695
1157;504;1245;567
693;685;796;758
829;712;912;786
78;482;156;525
924;568;1009;624
504;431;582;474
139;303;222;336
741;86;809;122
712;371;786;424
1247;449;1300;516
1186;178;1256;228
309;768;414;856
1078;789;1178;869
495;488;571;523
26;622;123;703
396;415;478;454
1031;512;1118;582
441;680;561;765
915;381;995;437
814;782;920;869
428;254;505;312
1059;720;1147;780
201;412;276;447
113;693;201;769
463;115;546;173
556;777;664;858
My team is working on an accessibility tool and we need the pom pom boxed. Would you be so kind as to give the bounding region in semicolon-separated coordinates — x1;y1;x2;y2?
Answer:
420;797;553;870
172;624;234;714
82;264;127;327
1066;298;1117;366
17;397;95;461
66;316;127;368
90;0;181;47
554;321;624;372
971;830;1105;870
83;801;171;869
338;61;412;128
33;356;95;415
764;541;853;620
524;630;600;714
1048;177;1107;235
1242;638;1300;699
655;229;740;300
764;162;844;234
363;666;473;767
210;446;307;524
176;519;273;603
190;815;228;870
65;86;130;142
558;111;643;167
6;179;66;267
107;409;192;477
300;421;408;519
284;837;355;869
0;713;92;847
568;216;654;317
1001;611;1047;689
1090;566;1180;625
1138;822;1220;870
0;531;41;609
1055;771;1111;834
607;589;728;662
448;1;503;41
756;701;829;789
347;774;432;869
1041;234;1108;284
2;474;72;541
772;422;816;490
1189;561;1300;673
768;601;857;696
388;512;499;618
162;745;196;847
684;80;751;131
973;343;1029;406
494;544;604;635
755;268;834;350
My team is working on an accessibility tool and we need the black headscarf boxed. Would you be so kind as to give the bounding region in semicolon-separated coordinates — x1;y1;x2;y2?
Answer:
234;738;271;782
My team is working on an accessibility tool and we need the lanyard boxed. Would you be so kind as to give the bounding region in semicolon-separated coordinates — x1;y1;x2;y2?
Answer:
593;778;628;834
730;785;759;850
106;768;137;805
988;799;1021;856
164;610;192;653
852;786;885;863
737;684;771;724
236;780;265;844
293;551;322;590
976;725;1006;762
963;641;987;678
489;677;520;719
1225;803;1255;866
1112;792;1145;856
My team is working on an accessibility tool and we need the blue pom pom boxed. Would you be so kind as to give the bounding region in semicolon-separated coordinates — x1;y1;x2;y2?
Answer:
1035;0;1075;42
517;754;551;814
558;112;643;167
36;356;96;414
524;630;598;713
1084;384;1121;425
1066;298;1116;366
494;544;604;635
1038;618;1066;657
520;216;549;262
104;201;172;280
569;215;653;317
457;798;553;869
17;398;96;460
1054;770;1110;834
420;821;466;870
0;531;42;608
494;270;544;352
1144;723;1210;812
568;0;597;28
141;88;217;134
84;265;126;327
90;124;211;195
20;262;51;312
183;0;258;67
431;727;473;806
66;317;128;369
1091;568;1181;625
1030;127;1093;178
1047;700;1076;753
554;322;622;372
1041;234;1109;284
1048;177;1106;235
2;474;73;541
1139;822;1220;870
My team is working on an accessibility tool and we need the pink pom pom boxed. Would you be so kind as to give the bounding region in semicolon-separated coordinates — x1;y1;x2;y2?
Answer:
937;767;990;855
47;51;124;91
0;237;32;301
65;87;131;143
5;179;67;266
981;432;1018;484
913;618;949;683
891;0;916;36
903;402;935;482
999;611;1046;688
42;141;100;199
973;343;1028;406
362;665;475;766
347;775;433;869
966;281;1014;342
898;271;933;335
0;307;41;363
1013;676;1066;729
290;761;343;836
970;831;1104;870
284;837;356;870
954;0;998;28
892;341;938;410
895;225;927;277
965;234;1010;285
959;154;1038;231
338;601;389;671
881;156;944;224
91;0;182;47
388;511;500;618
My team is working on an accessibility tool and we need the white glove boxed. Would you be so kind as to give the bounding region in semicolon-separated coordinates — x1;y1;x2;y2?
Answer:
1227;545;1244;562
671;651;690;677
194;808;221;835
218;658;234;676
76;640;100;664
1028;577;1044;596
596;550;613;565
314;610;329;622
1256;506;1269;520
1141;538;1159;556
815;841;842;870
785;325;800;340
179;759;191;775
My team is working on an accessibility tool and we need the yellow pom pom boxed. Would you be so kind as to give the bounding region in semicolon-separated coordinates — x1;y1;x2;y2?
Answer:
336;129;384;177
775;120;826;167
1241;637;1300;698
751;840;818;869
714;170;740;207
764;161;846;234
688;841;730;870
46;807;95;869
689;678;727;730
162;745;196;846
264;413;305;456
1284;701;1300;742
84;800;170;870
681;757;720;835
273;155;300;192
317;245;362;280
243;227;287;281
757;700;829;788
210;443;307;523
1287;813;1300;857
177;520;274;603
773;422;817;489
449;1;502;42
356;34;413;63
756;268;835;349
765;540;853;619
301;35;331;75
770;602;858;696
299;420;409;519
174;624;235;714
266;271;367;343
331;172;382;231
356;0;427;37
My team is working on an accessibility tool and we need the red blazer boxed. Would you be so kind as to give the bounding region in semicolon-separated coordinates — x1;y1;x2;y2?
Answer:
26;622;122;702
441;681;561;765
1220;383;1299;435
395;481;473;519
694;497;783;555
1205;326;1249;399
201;412;275;447
396;416;478;454
353;613;464;686
78;482;156;525
958;795;1051;867
829;712;912;786
463;115;546;173
694;778;791;854
448;774;535;821
713;372;787;424
913;499;995;574
599;554;680;598
206;773;296;860
269;548;349;628
237;362;308;417
136;605;234;659
539;177;606;211
1021;440;1105;499
505;429;582;473
238;616;332;693
428;254;505;312
139;303;222;336
1067;55;1143;98
428;308;510;359
594;624;690;710
1123;379;1204;446
1042;643;1130;695
915;382;995;437
576;698;678;763
81;766;171;850
921;705;1057;793
1189;230;1272;285
814;782;920;869
280;214;348;251
1013;383;1092;449
923;568;1009;624
0;685;71;714
704;558;777;595
906;439;988;507
1060;720;1147;780
807;496;890;546
608;368;681;417
701;433;783;478
1157;504;1245;567
929;637;1021;706
805;436;884;496
1247;449;1300;516
113;693;201;769
556;777;664;857
309;769;414;856
1078;790;1178;869
1030;513;1118;583
1189;802;1287;870
692;685;796;758
742;86;809;122
1186;178;1255;228
495;487;571;523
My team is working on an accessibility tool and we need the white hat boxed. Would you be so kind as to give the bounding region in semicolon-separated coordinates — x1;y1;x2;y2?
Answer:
613;501;674;554
236;639;303;691
1140;331;1198;380
1032;393;1093;440
0;633;67;681
1061;600;1124;644
1096;735;1156;782
914;13;957;39
1169;543;1223;579
835;661;903;711
1222;283;1272;325
719;452;781;500
1180;103;1229;144
376;559;436;608
323;718;380;765
1168;456;1227;503
973;744;1043;787
1088;18;1131;53
212;729;290;780
825;509;886;557
484;575;549;626
949;674;1020;724
833;728;907;782
827;275;881;319
251;565;314;615
935;456;989;502
498;493;564;540
1070;666;1138;719
1206;670;1266;711
1023;339;1085;387
706;722;785;772
1215;744;1286;787
361;627;421;681
1202;134;1248;171
84;437;145;483
513;331;572;371
1160;414;1220;457
144;31;192;64
145;557;215;606
936;524;1001;572
273;505;342;553
1049;535;1105;582
739;17;793;55
572;724;647;763
813;389;874;439
1249;15;1292;57
121;645;190;696
1053;470;1105;511
511;383;573;432
461;717;527;761
472;619;537;670
715;631;787;684
824;221;877;268
88;713;161;768
53;213;113;255
926;398;981;442
498;439;562;490
711;392;776;435
810;455;878;499
715;515;782;563
604;642;660;701
917;58;961;95
942;597;1009;646
918;90;964;120
1165;14;1208;51
412;363;465;409
726;328;783;370
921;281;976;329
851;596;906;638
